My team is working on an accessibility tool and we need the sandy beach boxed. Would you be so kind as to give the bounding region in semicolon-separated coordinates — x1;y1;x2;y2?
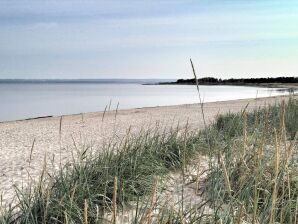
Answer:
0;95;295;204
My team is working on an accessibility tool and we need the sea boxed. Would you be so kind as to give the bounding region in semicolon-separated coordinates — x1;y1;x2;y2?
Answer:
0;79;291;122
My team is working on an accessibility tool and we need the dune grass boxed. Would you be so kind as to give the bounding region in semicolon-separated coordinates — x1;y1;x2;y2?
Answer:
1;125;201;223
203;97;298;223
0;97;297;223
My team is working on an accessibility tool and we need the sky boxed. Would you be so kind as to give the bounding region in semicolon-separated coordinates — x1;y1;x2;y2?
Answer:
0;0;298;79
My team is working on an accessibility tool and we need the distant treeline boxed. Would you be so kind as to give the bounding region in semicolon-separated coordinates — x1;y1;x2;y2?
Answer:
164;76;298;85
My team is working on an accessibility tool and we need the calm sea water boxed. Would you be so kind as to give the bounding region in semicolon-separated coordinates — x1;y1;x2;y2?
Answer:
0;81;289;122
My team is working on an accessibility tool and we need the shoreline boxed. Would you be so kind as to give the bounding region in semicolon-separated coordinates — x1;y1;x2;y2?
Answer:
0;92;295;124
0;94;296;205
149;82;298;90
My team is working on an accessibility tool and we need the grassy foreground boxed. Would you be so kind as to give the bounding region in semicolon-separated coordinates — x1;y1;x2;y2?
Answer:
1;97;297;223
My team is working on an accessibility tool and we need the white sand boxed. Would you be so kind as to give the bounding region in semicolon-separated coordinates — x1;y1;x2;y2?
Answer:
0;95;294;204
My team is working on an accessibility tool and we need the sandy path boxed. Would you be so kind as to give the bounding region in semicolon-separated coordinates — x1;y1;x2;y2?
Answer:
0;95;293;204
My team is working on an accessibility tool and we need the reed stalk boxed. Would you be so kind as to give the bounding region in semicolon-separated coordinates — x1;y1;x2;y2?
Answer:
28;138;36;166
84;199;88;224
190;59;210;149
242;111;247;161
59;116;63;169
219;153;232;196
115;102;119;120
295;182;298;224
112;176;117;224
108;99;112;111
140;178;158;224
64;211;69;224
102;105;107;122
81;113;84;123
269;129;280;224
195;157;201;195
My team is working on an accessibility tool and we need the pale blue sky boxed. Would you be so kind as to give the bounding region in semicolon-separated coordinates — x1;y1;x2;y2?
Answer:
0;0;298;79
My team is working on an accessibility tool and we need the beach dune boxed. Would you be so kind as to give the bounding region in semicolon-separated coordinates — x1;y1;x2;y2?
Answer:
0;95;294;204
